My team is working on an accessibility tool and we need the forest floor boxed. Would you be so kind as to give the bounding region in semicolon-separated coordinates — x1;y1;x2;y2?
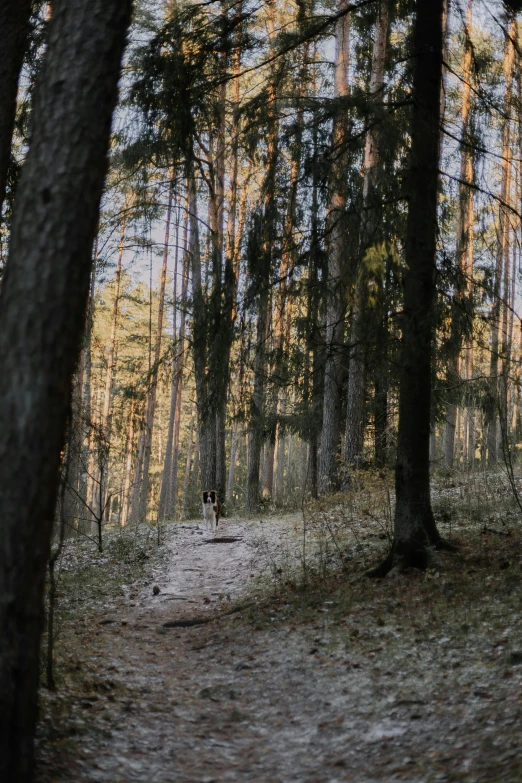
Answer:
36;472;522;783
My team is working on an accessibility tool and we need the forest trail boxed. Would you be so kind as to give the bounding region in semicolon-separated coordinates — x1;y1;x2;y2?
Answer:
37;512;522;783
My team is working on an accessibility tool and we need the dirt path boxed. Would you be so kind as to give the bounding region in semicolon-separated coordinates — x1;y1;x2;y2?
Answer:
37;514;522;783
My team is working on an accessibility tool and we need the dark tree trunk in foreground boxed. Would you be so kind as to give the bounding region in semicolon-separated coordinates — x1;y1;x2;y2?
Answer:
371;0;447;576
0;2;132;780
0;0;32;216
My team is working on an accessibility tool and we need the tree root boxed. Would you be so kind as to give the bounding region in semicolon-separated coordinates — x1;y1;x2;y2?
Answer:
366;536;458;579
162;601;255;629
433;536;458;552
202;536;243;544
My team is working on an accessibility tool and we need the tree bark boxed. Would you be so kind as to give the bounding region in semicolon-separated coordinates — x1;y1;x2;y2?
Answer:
246;247;271;510
371;0;446;575
246;0;279;511
165;239;190;519
209;66;228;501
192;429;201;498
98;216;126;514
345;0;389;470
487;20;515;467
120;396;136;528
136;173;173;523
442;0;474;469
226;419;240;505
272;43;309;503
180;413;194;518
158;183;184;520
78;255;97;534
188;157;217;494
0;1;132;779
0;0;32;216
319;0;351;493
305;111;323;500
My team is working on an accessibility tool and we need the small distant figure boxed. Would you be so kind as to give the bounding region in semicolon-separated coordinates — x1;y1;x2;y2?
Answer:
202;490;220;535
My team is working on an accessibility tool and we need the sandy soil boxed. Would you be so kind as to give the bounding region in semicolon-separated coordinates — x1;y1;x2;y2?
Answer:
36;511;522;783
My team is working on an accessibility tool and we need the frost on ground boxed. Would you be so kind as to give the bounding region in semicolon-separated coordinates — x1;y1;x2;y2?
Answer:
36;484;522;783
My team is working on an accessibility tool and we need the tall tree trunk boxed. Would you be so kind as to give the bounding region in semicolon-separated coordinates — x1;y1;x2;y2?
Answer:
158;187;184;520
192;428;201;498
373;261;391;468
273;43;309;503
0;1;132;779
0;0;32;216
371;0;446;576
319;0;350;493
305;101;323;500
225;10;242;275
226;419;240;505
246;245;271;510
120;396;136;528
98;216;125;515
129;425;145;527
246;0;279;511
500;198;516;443
181;414;195;519
442;0;474;469
210;65;228;501
81;246;99;532
136;172;174;522
345;0;389;470
188;158;216;493
78;254;97;534
487;19;515;467
214;2;243;508
165;241;190;519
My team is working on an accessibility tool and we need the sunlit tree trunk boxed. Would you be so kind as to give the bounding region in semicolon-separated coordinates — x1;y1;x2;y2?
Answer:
135;171;174;522
319;0;350;493
98;216;125;513
192;428;201;497
166;237;190;518
129;423;145;527
181;413;195;519
0;1;131;778
487;19;515;467
158;188;186;520
120;396;136;528
226;419;240;505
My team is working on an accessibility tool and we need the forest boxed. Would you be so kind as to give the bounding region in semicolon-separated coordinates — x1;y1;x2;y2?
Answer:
2;0;522;781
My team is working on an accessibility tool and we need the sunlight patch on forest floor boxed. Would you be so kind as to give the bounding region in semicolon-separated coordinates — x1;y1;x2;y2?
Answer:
36;474;522;783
